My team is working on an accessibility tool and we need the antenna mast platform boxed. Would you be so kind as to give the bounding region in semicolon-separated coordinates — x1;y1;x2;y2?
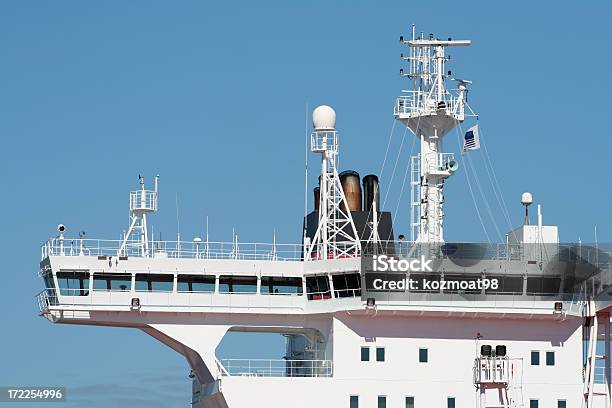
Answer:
395;26;472;243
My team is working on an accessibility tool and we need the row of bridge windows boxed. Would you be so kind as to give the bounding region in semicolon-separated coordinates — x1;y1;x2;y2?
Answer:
53;271;361;298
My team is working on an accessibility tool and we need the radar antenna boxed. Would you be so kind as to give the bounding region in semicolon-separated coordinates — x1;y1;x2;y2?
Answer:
306;106;361;260
395;25;473;243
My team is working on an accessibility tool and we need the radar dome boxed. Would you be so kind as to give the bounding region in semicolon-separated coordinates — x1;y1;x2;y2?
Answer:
312;105;336;130
521;192;533;206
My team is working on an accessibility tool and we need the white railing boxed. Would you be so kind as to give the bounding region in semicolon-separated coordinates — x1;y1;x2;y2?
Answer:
36;289;57;313
41;238;304;261
34;287;308;314
474;357;522;384
219;359;332;377
394;90;464;118
129;189;157;212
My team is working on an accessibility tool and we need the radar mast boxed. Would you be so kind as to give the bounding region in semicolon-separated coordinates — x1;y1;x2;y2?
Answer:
395;25;472;243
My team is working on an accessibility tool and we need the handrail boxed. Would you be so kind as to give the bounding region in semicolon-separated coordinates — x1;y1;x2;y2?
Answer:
219;358;332;377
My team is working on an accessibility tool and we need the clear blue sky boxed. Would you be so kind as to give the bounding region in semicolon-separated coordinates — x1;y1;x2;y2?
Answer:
1;1;611;407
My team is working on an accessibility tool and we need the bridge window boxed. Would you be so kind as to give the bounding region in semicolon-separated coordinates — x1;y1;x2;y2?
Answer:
360;347;370;361
332;273;361;297
306;275;331;300
135;274;174;292
419;348;428;363
447;397;455;408
377;396;386;408
546;351;555;366
57;271;89;296
350;395;359;408
376;347;385;362
177;275;215;292
529;400;538;408
526;277;561;296
43;272;55;290
219;275;257;294
530;351;540;366
405;396;415;408
93;273;131;291
557;400;566;408
261;276;303;295
485;276;523;295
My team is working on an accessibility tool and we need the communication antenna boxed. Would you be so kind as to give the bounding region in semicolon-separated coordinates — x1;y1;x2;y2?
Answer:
521;192;533;225
118;174;159;257
176;192;181;256
205;215;210;258
306;105;361;260
396;26;473;243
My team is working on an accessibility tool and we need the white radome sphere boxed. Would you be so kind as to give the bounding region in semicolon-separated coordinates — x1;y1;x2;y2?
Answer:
312;105;336;130
521;192;533;205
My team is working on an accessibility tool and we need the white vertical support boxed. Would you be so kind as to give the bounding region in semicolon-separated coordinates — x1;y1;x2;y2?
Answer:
307;106;361;260
396;27;470;244
118;176;158;257
606;311;611;408
585;305;598;408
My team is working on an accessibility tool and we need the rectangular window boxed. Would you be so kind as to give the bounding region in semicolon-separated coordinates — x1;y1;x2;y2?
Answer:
377;396;386;408
448;397;456;408
350;395;359;408
306;275;331;300
530;400;538;408
526;277;561;296
558;400;566;408
531;351;540;366
332;273;361;298
261;276;303;295
177;275;215;292
376;347;385;362
405;396;415;408
44;272;55;290
135;274;174;292
57;271;89;296
546;351;555;366
219;275;257;294
360;347;370;361
93;273;131;291
419;348;428;363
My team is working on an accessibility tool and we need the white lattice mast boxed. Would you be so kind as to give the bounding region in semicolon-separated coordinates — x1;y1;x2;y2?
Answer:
118;175;159;257
394;25;471;243
307;105;361;260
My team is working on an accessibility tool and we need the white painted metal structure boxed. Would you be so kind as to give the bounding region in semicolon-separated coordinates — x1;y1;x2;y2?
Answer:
36;26;612;408
119;175;159;257
307;105;361;260
396;26;470;243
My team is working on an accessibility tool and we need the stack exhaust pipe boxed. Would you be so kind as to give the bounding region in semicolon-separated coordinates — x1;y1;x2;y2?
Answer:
339;170;362;212
362;174;380;212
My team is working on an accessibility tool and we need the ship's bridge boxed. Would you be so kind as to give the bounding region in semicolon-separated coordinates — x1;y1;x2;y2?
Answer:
36;236;601;320
37;236;365;317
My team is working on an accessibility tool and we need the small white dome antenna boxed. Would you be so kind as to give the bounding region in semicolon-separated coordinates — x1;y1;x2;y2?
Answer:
521;192;533;225
312;105;336;131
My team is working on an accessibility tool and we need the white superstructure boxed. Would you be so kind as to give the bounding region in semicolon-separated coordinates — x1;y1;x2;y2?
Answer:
37;26;612;408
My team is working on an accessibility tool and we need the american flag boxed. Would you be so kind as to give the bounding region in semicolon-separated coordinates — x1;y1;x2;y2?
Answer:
463;125;480;152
